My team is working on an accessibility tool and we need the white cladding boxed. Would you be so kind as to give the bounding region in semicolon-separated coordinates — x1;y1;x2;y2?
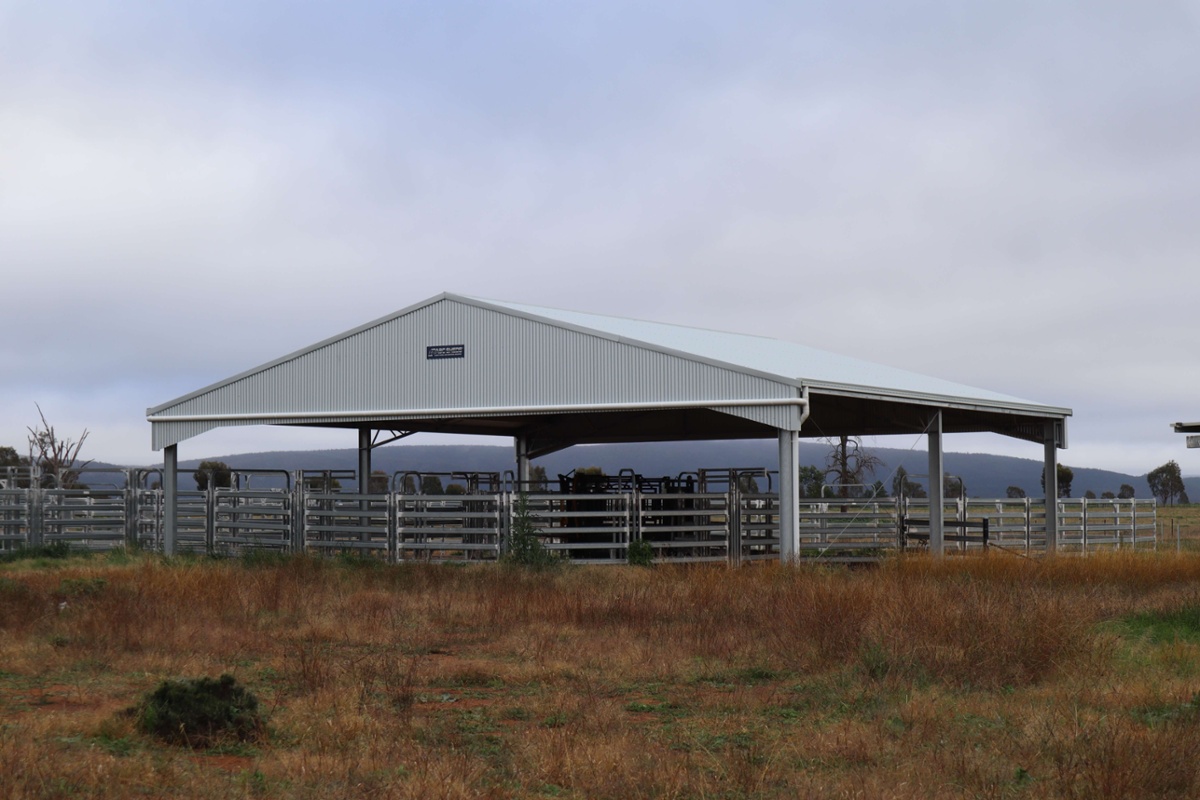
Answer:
149;295;799;450
482;298;1054;410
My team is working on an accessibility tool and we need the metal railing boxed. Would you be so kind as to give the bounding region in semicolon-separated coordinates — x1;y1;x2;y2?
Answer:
398;493;502;561
0;488;29;547
0;466;1160;563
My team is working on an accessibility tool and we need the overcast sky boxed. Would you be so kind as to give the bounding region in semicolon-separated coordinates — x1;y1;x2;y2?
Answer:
2;1;1198;476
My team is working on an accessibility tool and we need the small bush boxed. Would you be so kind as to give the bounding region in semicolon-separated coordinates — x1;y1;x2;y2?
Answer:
627;539;655;567
503;494;561;570
133;674;264;748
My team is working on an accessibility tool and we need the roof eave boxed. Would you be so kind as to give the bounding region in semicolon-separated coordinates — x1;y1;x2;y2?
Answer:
805;381;1072;419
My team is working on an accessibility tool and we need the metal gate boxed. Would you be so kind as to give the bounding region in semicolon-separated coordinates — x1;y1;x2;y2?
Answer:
0;488;28;552
737;491;780;563
525;492;632;563
303;492;391;557
637;491;730;563
397;493;503;561
1056;498;1158;552
39;487;128;551
798;498;900;561
214;489;293;553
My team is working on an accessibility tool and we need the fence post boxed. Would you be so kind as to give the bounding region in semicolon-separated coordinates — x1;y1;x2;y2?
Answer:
124;469;136;549
29;482;43;550
205;484;216;554
729;483;741;567
1119;501;1126;551
291;478;304;554
387;490;397;564
958;495;966;552
1081;498;1088;554
1024;497;1031;555
623;489;633;563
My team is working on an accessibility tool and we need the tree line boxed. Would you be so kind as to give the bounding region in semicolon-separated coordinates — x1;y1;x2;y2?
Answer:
798;436;1190;505
1;415;1194;505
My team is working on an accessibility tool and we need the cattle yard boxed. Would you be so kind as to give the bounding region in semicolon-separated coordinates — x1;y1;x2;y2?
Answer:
1;465;1157;562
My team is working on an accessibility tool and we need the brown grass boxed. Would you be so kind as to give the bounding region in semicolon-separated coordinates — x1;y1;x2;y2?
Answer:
1158;504;1200;552
3;550;1200;798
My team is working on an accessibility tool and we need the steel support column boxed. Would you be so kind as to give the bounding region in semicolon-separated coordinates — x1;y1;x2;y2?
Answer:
358;428;372;494
928;411;944;557
163;444;178;557
357;428;372;545
1044;422;1059;554
777;429;800;562
514;435;530;490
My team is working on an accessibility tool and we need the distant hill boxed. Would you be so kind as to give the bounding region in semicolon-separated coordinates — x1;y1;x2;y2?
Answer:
113;441;1193;500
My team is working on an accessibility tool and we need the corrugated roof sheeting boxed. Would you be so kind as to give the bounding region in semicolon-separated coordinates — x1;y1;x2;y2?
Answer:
151;419;225;451
160;299;792;414
151;296;798;448
483;297;1066;414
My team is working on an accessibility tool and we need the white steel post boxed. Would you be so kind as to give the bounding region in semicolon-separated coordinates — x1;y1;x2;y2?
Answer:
358;428;372;495
358;428;372;544
1044;423;1059;554
778;429;800;562
163;444;178;557
928;411;944;557
514;435;530;490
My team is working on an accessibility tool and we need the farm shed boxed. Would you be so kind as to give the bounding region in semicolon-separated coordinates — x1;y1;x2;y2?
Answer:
147;293;1072;559
1174;422;1200;449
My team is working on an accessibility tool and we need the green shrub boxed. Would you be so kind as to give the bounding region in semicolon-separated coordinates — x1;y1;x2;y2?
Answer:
133;674;264;748
503;493;560;570
627;539;655;567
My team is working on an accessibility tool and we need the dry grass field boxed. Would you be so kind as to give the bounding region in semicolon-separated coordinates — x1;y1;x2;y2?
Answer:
3;547;1200;799
1156;504;1200;550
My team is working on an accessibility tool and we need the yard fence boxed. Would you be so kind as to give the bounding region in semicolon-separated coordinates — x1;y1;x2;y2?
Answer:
0;467;1158;563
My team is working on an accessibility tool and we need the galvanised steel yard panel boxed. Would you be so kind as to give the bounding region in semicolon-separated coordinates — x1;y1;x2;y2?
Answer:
0;476;1161;564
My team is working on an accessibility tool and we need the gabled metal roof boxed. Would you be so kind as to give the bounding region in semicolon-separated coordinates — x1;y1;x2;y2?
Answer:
147;292;1070;451
477;297;1070;417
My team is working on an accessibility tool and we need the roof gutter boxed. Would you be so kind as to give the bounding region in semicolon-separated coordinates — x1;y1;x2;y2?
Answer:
147;396;809;424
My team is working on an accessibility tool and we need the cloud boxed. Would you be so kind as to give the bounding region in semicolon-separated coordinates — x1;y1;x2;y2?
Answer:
1;1;1197;473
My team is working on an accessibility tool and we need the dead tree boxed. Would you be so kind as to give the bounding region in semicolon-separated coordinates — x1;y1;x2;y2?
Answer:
27;405;91;488
823;435;882;500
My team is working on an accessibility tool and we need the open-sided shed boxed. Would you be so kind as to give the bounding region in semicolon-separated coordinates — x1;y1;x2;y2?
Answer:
148;293;1072;558
1174;422;1200;447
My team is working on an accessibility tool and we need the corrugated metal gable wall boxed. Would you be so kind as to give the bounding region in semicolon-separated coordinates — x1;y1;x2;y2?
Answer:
151;298;796;449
